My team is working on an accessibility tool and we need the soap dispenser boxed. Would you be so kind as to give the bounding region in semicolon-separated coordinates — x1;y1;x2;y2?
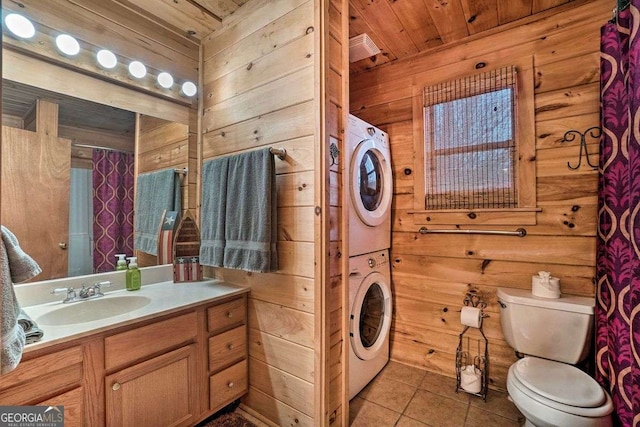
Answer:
115;254;128;271
126;257;141;291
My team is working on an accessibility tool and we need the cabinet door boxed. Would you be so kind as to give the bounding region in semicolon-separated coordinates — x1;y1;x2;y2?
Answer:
37;387;84;427
105;345;197;427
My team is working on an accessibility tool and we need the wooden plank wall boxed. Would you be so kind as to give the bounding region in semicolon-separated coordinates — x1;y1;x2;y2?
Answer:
349;1;608;391
135;115;191;267
200;1;319;425
327;0;348;424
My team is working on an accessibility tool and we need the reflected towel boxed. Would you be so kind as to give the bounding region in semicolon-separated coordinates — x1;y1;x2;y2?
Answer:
17;309;43;345
200;157;229;267
134;169;182;255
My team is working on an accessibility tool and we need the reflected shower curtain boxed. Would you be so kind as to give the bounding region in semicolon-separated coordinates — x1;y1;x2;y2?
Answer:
596;5;640;426
92;149;134;272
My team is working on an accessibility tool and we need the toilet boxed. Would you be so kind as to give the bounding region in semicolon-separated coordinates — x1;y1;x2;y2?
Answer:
497;287;613;427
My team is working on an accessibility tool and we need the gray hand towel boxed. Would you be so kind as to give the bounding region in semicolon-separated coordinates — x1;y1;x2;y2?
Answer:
200;157;229;267
200;148;278;272
134;169;182;255
1;231;26;374
1;226;42;283
223;148;277;272
18;309;44;345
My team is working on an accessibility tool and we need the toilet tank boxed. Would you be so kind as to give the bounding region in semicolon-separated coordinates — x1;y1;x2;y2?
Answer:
497;287;595;364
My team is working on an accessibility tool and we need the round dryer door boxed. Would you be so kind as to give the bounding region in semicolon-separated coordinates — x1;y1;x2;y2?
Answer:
350;271;392;361
350;139;392;226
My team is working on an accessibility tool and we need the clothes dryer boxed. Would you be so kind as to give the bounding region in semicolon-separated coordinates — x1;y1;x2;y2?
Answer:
349;249;392;399
347;114;392;257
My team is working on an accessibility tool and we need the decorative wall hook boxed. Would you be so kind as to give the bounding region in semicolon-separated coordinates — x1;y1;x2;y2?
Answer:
561;126;601;170
329;141;340;167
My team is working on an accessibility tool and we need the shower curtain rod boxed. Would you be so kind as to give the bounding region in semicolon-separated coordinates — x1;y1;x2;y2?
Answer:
72;143;133;154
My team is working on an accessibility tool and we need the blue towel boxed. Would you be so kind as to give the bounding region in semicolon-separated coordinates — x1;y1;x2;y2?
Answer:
200;148;278;272
200;157;229;268
134;169;182;255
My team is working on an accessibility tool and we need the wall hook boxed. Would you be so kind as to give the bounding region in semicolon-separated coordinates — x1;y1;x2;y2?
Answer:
329;141;340;167
561;126;600;170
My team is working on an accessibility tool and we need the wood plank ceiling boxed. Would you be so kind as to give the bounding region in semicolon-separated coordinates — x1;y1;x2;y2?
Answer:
348;0;595;72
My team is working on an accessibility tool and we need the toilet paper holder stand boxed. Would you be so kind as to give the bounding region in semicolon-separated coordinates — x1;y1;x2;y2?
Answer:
455;291;489;401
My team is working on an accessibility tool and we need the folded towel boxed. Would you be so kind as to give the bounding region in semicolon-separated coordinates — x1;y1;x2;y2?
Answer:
0;229;26;374
1;226;42;283
200;157;229;267
134;169;182;256
18;309;43;345
200;148;277;273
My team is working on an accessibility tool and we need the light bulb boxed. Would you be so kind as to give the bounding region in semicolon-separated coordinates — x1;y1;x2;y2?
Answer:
128;61;147;79
55;34;80;56
96;49;117;69
157;72;174;89
4;13;35;39
181;81;197;97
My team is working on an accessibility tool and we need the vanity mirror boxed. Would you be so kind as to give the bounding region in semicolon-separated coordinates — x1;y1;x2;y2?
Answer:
1;74;191;282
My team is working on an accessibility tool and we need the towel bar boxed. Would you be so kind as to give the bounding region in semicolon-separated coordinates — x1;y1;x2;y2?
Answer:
269;147;287;160
173;168;187;175
418;227;527;237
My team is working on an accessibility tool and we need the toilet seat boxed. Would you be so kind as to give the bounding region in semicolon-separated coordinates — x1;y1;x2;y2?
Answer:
509;358;613;418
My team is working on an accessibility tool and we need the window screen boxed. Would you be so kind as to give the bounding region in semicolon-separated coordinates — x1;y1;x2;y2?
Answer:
423;66;517;210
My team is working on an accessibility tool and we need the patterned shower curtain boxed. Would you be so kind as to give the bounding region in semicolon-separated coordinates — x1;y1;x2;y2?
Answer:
92;149;134;273
596;5;640;426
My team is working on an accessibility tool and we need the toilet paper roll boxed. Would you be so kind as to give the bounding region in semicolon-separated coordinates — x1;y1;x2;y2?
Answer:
460;306;482;328
460;365;482;394
532;276;561;299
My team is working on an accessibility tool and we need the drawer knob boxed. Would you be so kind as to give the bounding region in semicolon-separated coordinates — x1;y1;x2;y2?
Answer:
112;382;121;391
227;381;234;388
226;311;233;318
227;343;234;350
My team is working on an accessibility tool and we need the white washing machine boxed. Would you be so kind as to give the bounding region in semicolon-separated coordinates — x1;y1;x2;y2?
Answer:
347;114;392;257
349;249;392;400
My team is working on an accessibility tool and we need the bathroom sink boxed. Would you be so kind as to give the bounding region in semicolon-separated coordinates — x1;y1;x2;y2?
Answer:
36;295;152;326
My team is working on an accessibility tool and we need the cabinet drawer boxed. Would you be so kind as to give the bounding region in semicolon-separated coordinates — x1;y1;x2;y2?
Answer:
105;312;197;371
209;359;247;412
208;325;246;372
207;296;246;334
0;346;83;405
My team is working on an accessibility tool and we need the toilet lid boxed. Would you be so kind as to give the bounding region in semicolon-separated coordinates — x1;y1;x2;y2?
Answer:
512;358;606;408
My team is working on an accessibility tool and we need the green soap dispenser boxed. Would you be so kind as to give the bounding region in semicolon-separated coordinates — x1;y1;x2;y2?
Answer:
126;257;141;291
116;254;128;271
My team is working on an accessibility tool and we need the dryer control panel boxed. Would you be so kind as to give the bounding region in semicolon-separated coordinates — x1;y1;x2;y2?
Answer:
367;252;388;269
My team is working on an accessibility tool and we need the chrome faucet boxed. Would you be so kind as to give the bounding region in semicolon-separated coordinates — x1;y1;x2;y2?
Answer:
52;281;111;303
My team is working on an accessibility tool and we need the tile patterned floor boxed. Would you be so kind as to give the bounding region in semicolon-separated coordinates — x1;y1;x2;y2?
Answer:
350;361;525;427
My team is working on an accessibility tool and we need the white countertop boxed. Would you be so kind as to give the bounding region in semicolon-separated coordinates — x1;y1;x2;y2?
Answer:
21;278;249;353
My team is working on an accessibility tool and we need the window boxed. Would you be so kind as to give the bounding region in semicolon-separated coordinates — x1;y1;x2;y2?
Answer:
411;59;537;224
424;66;517;210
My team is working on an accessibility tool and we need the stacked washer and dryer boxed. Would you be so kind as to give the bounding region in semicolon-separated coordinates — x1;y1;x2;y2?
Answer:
346;114;393;399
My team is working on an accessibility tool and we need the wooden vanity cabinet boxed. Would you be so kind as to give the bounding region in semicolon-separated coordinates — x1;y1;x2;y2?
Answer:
207;295;248;413
0;345;85;426
4;291;248;427
103;293;248;426
104;313;199;427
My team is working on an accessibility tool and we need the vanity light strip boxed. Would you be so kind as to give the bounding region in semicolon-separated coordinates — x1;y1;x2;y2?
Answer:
2;12;198;100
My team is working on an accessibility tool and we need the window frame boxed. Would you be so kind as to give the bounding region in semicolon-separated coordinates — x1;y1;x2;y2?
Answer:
410;56;538;226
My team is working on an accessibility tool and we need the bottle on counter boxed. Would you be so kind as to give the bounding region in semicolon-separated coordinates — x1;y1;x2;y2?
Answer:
116;254;128;271
126;257;141;291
